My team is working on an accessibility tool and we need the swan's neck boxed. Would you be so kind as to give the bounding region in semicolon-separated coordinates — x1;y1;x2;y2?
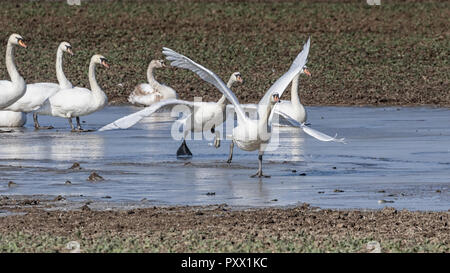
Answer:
88;61;102;94
147;64;160;89
217;77;236;105
5;42;21;82
290;73;301;106
56;48;72;89
258;101;274;129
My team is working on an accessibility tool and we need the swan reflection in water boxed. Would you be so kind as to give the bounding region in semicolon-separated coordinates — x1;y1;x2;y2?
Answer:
0;130;105;161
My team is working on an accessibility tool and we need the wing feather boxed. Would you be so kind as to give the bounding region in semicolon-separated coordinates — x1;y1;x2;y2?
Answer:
162;47;247;123
273;109;345;143
259;37;311;107
98;99;194;131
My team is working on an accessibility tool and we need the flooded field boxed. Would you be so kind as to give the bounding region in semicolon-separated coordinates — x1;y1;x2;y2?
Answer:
0;106;448;211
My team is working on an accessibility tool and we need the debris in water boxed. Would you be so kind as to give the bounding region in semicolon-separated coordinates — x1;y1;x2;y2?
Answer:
8;181;17;188
87;172;104;182
378;200;395;204
206;192;216;196
54;195;65;201
334;189;344;193
69;162;82;170
65;180;72;185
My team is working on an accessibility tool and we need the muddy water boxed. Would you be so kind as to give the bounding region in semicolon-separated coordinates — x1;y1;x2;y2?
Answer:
0;106;448;211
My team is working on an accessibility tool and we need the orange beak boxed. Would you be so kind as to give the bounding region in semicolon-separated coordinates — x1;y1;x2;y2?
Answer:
67;48;74;56
102;60;110;68
237;75;243;83
18;40;27;48
304;69;311;77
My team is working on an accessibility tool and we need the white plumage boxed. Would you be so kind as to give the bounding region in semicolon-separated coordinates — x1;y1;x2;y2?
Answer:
37;54;109;131
128;59;177;106
161;38;343;177
0;34;27;110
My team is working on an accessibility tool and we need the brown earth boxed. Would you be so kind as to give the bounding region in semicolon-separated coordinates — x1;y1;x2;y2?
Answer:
0;0;448;106
0;196;448;252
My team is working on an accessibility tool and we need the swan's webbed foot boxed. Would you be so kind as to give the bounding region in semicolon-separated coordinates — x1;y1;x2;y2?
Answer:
35;125;54;130
33;113;53;130
71;128;87;132
176;139;193;158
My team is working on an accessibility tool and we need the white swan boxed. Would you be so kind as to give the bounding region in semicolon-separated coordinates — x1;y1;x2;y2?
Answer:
99;72;244;157
128;59;177;106
273;66;311;125
0;33;27;109
161;38;344;177
36;54;109;131
4;41;73;129
0;111;26;127
237;67;311;126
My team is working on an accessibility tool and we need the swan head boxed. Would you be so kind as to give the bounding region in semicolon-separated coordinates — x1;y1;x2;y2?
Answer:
271;93;280;104
301;65;311;77
231;72;244;84
9;33;27;48
150;59;166;68
92;54;110;68
59;42;73;55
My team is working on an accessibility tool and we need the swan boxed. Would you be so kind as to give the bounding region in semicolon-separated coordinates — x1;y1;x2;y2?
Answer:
0;111;26;127
4;41;74;129
99;72;244;157
0;33;27;109
128;59;177;106
161;38;344;177
36;54;109;131
236;67;311;126
273;66;311;125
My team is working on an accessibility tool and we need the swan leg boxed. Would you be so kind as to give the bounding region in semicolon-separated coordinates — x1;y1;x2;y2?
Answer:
214;131;220;148
251;152;270;178
33;113;53;130
76;117;83;130
176;139;193;158
226;140;234;164
68;118;75;131
71;117;90;132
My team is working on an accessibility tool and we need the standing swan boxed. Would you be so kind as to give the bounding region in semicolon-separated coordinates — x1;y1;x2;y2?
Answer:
4;42;74;129
99;72;244;157
236;67;311;126
36;55;109;131
0;111;26;127
128;59;177;106
162;38;344;177
273;66;311;125
0;33;27;109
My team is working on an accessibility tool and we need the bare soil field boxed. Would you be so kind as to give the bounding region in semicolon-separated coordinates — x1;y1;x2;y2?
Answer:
0;196;448;252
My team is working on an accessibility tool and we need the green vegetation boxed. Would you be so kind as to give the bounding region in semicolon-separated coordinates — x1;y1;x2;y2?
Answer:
1;231;447;253
0;0;448;105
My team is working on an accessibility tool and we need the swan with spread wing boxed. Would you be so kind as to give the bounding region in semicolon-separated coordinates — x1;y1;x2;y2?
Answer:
160;38;344;177
99;71;243;157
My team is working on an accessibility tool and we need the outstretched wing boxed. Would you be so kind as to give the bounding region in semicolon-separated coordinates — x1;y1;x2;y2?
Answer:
258;37;310;107
273;110;346;143
98;99;194;131
162;47;247;123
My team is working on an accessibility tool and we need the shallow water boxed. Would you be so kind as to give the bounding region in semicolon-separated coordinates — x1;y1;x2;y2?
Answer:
0;106;449;211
